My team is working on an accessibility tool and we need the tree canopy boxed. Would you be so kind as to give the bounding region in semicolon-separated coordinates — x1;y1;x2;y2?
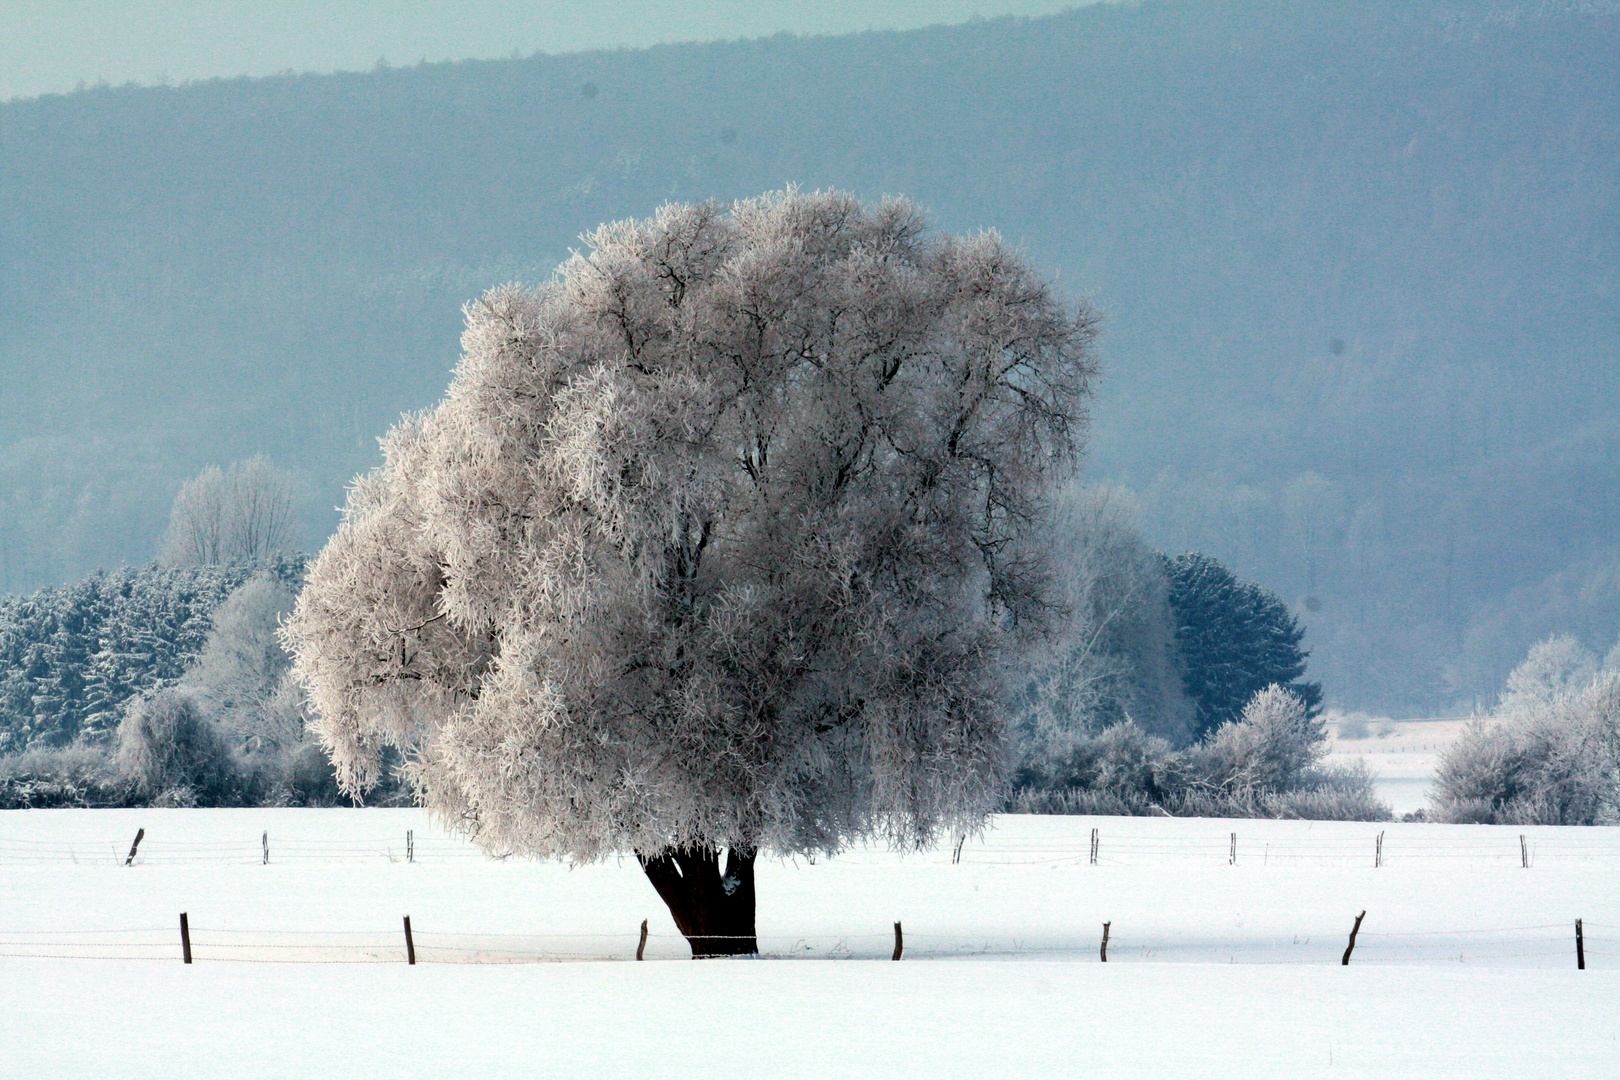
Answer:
284;190;1097;948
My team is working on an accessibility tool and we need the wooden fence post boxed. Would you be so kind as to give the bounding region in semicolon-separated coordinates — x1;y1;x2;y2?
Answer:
892;921;904;961
1090;828;1099;866
1230;832;1237;866
403;915;416;965
179;912;192;964
124;828;144;867
407;830;414;864
1341;910;1365;966
1100;921;1111;963
1521;835;1528;868
1375;831;1384;868
952;834;966;865
1576;919;1585;971
262;831;269;866
637;919;648;961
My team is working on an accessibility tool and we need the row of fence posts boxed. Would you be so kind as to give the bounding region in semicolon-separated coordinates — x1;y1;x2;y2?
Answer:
128;829;419;867
124;828;1557;870
1075;829;1531;869
164;911;1591;968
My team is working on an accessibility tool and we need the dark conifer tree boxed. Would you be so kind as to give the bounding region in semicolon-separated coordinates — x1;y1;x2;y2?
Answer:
1164;553;1322;741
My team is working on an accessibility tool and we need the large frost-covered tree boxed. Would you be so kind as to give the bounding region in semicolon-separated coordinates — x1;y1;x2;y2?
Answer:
283;190;1097;954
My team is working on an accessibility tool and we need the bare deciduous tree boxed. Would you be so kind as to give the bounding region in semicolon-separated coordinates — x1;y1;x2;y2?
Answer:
226;456;297;564
183;575;305;753
161;456;296;566
1010;484;1194;781
282;190;1098;954
162;466;229;566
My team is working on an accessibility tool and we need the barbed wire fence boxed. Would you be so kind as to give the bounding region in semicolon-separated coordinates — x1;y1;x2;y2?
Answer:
0;918;1610;967
1;824;1613;967
5;825;1620;868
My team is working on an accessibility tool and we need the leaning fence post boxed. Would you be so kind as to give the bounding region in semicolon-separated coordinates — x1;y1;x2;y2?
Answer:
179;912;192;964
262;830;269;866
892;921;904;961
124;828;144;867
1100;921;1111;963
636;919;649;961
1576;919;1585;970
1341;910;1366;966
403;915;416;965
951;834;966;865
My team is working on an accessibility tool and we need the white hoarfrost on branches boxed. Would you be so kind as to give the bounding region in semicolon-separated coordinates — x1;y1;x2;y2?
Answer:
283;190;1098;864
1432;634;1620;825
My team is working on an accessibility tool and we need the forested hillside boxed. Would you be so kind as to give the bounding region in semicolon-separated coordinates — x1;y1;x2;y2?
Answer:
1;0;1615;713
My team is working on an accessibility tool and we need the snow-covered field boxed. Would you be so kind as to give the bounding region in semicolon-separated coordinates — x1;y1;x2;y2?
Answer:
3;809;1617;1078
1326;718;1469;814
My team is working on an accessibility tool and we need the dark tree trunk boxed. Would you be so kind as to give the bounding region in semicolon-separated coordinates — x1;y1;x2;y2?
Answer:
636;845;758;957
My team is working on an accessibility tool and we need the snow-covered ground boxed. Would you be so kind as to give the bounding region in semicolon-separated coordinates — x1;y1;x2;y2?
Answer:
2;809;1617;1077
1327;718;1469;814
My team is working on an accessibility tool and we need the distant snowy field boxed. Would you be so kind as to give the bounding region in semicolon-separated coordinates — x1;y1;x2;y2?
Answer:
1327;718;1469;814
2;809;1617;1078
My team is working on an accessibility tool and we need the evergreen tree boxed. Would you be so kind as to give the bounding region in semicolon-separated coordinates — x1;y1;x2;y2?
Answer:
1164;553;1322;740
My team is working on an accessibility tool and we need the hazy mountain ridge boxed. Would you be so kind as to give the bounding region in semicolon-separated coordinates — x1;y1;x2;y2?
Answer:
1;0;1615;712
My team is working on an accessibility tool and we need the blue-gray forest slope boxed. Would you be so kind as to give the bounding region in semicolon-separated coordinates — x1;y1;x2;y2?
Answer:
0;0;1614;713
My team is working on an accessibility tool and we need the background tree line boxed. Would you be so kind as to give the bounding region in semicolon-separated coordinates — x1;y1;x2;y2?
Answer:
5;459;1612;825
0;458;351;807
0;458;1344;817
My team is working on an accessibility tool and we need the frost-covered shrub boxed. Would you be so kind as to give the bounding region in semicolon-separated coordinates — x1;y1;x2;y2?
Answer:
1256;762;1387;821
1334;712;1371;740
1180;684;1328;798
114;688;243;806
0;745;125;809
1011;722;1173;814
1009;685;1391;820
1430;663;1619;826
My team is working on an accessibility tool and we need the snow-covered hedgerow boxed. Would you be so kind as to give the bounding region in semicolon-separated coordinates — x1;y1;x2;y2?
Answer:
1431;635;1620;825
1011;685;1390;821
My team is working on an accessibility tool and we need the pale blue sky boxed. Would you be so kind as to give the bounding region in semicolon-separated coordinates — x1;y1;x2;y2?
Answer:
3;1;1103;101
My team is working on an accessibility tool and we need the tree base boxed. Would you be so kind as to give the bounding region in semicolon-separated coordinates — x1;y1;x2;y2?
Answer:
638;846;757;957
